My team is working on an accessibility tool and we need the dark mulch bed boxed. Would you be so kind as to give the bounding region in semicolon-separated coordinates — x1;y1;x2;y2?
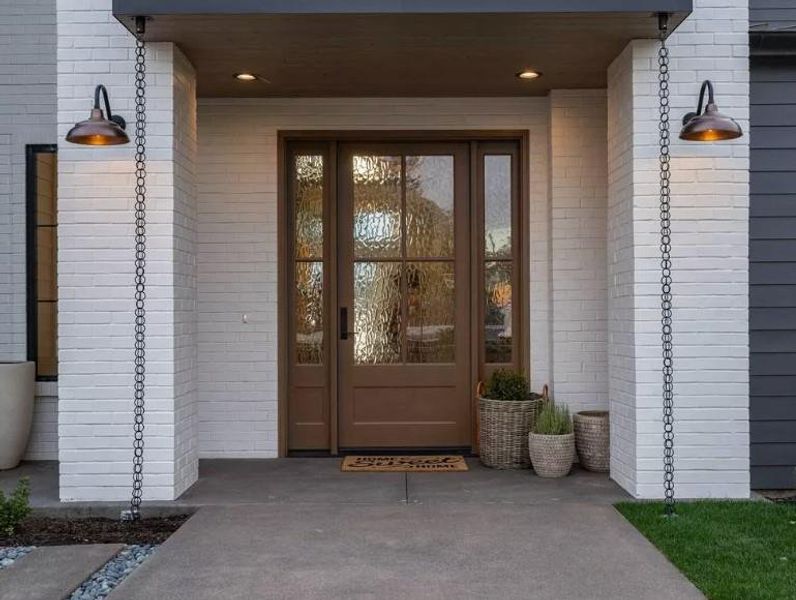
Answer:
0;515;190;546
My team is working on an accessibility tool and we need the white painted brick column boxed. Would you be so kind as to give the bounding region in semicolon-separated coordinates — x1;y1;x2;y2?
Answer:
57;1;197;501
607;0;750;499
549;90;609;415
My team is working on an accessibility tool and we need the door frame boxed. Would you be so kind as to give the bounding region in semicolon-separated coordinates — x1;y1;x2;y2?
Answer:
278;130;530;456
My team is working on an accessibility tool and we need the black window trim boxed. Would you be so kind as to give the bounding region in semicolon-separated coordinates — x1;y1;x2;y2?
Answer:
26;144;58;382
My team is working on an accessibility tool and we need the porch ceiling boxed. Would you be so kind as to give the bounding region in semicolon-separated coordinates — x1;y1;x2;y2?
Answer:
113;2;691;98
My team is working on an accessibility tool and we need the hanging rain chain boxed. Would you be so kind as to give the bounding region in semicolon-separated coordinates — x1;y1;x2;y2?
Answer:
658;14;676;517
124;16;148;522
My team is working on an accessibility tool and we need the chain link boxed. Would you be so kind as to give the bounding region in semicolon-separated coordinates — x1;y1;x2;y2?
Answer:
658;24;676;516
130;35;147;521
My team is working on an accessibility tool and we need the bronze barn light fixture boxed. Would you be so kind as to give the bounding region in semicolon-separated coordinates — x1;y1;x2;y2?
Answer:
65;84;130;146
680;80;743;142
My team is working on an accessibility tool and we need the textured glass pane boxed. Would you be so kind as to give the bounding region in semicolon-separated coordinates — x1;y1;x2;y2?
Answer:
295;262;323;364
37;301;57;378
484;155;512;259
406;156;454;257
485;261;512;363
407;262;455;363
354;261;402;364
294;155;324;259
36;226;57;302
353;155;402;258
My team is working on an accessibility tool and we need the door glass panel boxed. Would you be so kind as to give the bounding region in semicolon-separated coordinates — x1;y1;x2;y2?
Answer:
353;155;402;258
407;262;455;363
295;261;324;364
406;156;454;257
485;261;512;363
484;155;512;259
294;155;324;259
354;261;402;364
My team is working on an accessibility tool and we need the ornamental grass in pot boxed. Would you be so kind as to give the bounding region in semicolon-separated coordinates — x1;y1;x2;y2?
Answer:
477;370;545;469
528;401;575;478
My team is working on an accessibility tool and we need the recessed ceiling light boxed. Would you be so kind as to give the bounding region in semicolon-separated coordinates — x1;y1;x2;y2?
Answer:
234;73;259;81
517;70;542;80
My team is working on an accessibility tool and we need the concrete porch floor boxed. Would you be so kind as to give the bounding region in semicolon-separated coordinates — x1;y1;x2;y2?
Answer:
2;458;627;513
1;459;706;599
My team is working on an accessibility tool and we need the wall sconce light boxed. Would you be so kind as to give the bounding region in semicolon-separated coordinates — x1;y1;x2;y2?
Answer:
66;84;130;145
679;80;743;142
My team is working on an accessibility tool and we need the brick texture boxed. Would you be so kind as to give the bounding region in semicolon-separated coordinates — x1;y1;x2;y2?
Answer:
56;0;198;501
549;90;609;415
0;0;58;460
607;0;750;498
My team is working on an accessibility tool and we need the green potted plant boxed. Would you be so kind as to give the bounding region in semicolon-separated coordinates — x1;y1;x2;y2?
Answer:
477;370;545;469
528;401;575;478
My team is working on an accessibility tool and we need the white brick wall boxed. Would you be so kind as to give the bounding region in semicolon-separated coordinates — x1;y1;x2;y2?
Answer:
607;44;639;494
0;0;56;362
607;0;750;498
56;0;198;501
37;0;749;501
0;0;59;461
549;90;609;414
172;49;198;498
196;98;554;457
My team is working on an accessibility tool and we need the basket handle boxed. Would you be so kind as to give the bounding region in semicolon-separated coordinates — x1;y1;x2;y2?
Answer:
476;380;485;397
541;384;550;402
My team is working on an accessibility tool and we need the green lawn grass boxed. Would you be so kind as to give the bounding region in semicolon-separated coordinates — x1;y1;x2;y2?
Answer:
616;501;796;600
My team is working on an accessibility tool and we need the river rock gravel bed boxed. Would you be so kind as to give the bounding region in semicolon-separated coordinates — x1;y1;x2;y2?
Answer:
69;544;157;600
0;546;34;570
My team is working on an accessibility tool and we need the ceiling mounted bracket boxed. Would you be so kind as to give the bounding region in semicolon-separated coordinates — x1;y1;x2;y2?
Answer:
658;12;670;38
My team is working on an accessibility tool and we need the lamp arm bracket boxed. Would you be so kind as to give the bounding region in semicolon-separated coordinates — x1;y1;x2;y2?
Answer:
93;84;127;130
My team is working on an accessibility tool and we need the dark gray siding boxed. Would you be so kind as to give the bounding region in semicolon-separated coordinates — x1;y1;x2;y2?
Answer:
750;55;796;489
751;1;796;31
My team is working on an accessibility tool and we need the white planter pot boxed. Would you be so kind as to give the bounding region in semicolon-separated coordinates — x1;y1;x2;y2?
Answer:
0;361;35;470
528;432;575;478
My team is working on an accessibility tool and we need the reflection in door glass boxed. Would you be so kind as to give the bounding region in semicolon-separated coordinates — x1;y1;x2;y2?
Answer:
407;262;455;363
484;155;512;259
354;261;402;364
406;156;454;257
295;262;324;364
485;261;512;363
353;156;403;258
294;155;324;259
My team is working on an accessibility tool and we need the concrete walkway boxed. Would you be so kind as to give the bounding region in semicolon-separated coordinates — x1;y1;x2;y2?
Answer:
2;459;705;599
108;502;703;600
98;459;701;600
0;544;122;600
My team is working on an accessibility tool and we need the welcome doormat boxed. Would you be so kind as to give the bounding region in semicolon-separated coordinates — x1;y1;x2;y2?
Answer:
341;455;469;472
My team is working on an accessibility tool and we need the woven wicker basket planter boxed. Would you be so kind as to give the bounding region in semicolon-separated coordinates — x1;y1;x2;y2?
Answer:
574;410;610;472
528;432;575;478
478;395;542;469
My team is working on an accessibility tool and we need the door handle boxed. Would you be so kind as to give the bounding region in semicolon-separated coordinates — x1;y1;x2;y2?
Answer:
340;307;358;340
340;307;349;340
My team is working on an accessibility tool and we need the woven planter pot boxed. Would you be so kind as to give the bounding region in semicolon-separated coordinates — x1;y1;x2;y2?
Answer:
574;410;610;472
478;395;542;469
528;432;575;478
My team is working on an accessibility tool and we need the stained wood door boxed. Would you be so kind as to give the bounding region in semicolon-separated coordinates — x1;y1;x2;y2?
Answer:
337;143;471;448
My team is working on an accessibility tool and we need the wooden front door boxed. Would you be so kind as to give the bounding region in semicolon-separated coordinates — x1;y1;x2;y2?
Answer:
337;143;471;448
285;135;524;453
